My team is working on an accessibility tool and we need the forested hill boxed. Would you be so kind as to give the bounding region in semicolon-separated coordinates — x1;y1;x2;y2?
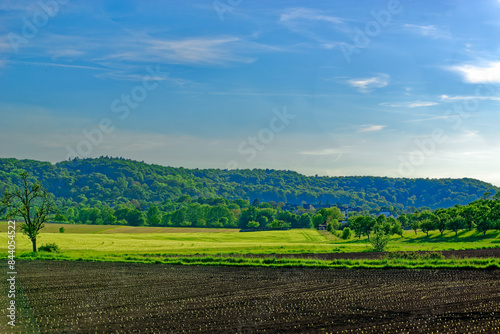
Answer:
0;157;498;210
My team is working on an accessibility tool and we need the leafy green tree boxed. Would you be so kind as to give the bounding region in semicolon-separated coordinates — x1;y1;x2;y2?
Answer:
54;213;67;223
247;220;259;229
349;216;364;239
420;219;435;236
494;219;500;231
127;209;146;226
100;206;117;225
433;209;449;236
461;206;479;231
114;206;132;222
312;213;324;228
376;214;387;225
298;214;313;228
476;219;493;236
388;218;403;237
219;217;229;227
238;206;258;229
257;215;269;227
1;171;56;252
276;211;299;228
410;220;420;235
161;213;172;226
213;219;226;228
171;208;187;226
78;207;101;224
397;213;409;229
267;220;286;229
447;216;465;236
146;205;162;226
361;216;376;240
374;215;392;235
318;207;344;230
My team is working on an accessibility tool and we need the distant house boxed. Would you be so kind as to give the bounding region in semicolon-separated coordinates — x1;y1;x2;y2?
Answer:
317;223;327;230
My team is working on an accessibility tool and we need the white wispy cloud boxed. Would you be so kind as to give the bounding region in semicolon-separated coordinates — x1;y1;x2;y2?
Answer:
103;36;257;65
280;8;342;24
11;31;264;67
357;125;386;133
403;24;451;39
47;48;86;58
10;61;104;71
440;94;500;101
405;115;456;123
279;8;346;50
380;101;438;108
299;148;344;156
209;91;333;97
451;61;500;83
348;74;389;93
95;71;167;82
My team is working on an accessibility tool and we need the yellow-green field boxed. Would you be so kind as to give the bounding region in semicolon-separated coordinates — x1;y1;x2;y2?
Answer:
1;222;499;261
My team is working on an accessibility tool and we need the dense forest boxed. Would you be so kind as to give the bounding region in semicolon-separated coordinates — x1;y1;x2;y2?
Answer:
0;157;498;212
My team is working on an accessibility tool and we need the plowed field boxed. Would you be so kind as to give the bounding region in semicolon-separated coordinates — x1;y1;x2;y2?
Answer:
3;260;499;333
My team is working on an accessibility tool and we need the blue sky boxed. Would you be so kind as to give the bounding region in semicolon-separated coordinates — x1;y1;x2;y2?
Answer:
1;0;500;185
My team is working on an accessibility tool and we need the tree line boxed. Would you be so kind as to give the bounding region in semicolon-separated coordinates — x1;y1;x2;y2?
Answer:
52;196;347;231
345;194;500;239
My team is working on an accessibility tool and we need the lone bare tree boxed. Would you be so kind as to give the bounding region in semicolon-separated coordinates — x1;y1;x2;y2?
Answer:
1;171;56;252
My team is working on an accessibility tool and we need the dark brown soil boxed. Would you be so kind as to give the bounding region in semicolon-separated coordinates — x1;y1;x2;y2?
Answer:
7;260;500;333
231;247;500;260
156;247;500;260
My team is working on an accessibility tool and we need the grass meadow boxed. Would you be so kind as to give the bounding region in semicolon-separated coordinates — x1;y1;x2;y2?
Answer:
1;221;499;268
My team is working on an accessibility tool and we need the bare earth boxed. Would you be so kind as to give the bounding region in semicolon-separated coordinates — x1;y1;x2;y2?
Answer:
7;259;500;333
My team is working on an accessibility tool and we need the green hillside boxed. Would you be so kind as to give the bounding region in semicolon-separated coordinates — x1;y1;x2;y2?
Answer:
0;157;498;211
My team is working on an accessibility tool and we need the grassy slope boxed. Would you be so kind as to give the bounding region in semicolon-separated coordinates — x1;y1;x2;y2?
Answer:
1;222;499;268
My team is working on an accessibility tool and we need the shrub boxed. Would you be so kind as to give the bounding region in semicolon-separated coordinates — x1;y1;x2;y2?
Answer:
38;243;60;253
369;231;390;252
59;227;65;233
342;228;352;240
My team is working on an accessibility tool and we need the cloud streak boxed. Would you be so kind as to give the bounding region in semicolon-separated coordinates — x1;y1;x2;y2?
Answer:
280;8;342;24
358;125;387;133
348;74;389;93
380;101;439;108
118;36;256;65
404;24;452;39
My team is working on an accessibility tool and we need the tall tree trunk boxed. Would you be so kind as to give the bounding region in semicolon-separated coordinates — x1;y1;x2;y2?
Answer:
32;238;37;252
